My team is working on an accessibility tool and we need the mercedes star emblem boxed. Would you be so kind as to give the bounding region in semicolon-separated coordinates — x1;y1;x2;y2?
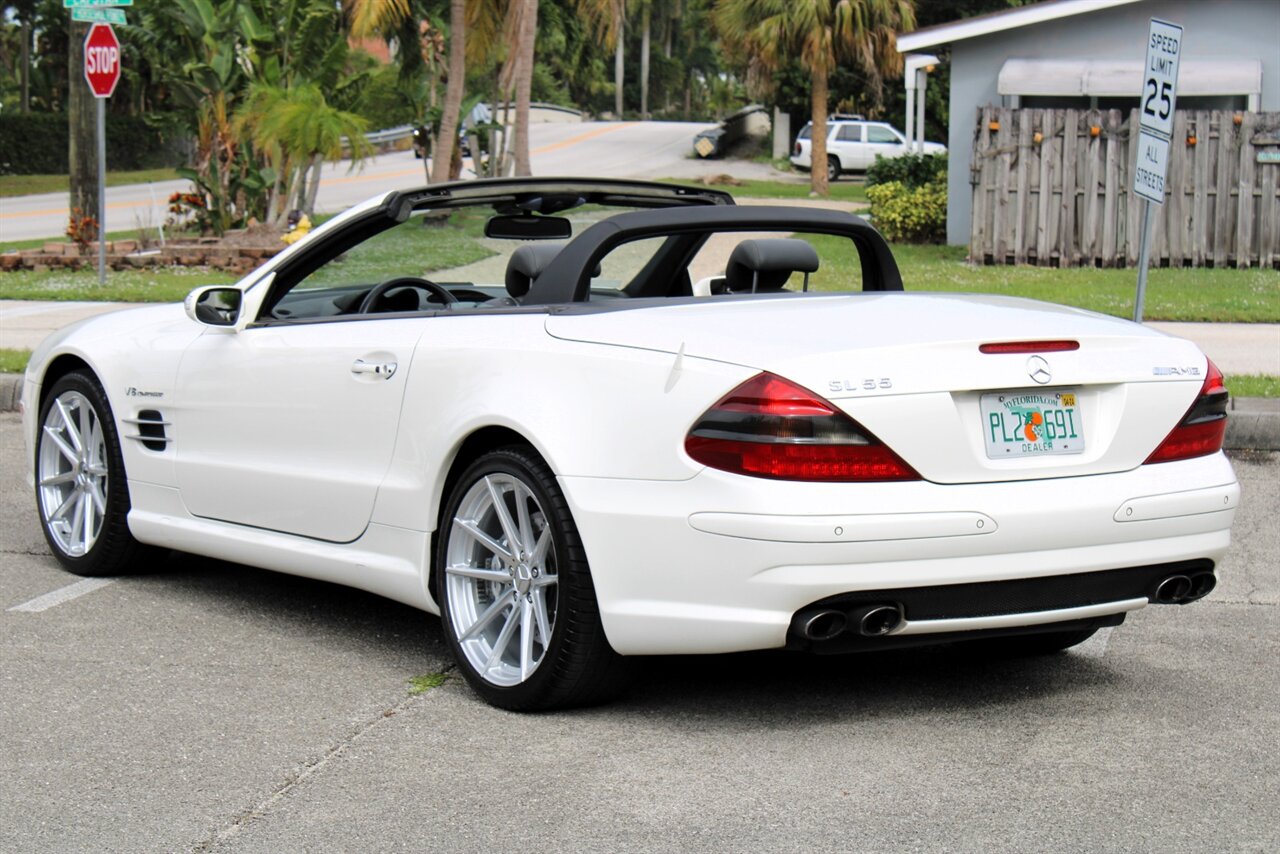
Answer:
1027;355;1052;385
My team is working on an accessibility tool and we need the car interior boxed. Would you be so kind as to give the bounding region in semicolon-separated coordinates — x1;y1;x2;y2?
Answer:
256;192;867;325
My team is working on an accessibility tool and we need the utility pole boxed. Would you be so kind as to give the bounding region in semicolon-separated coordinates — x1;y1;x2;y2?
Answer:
67;20;98;241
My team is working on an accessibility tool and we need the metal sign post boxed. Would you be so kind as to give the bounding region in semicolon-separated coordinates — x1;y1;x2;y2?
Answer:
1132;18;1182;323
82;21;121;285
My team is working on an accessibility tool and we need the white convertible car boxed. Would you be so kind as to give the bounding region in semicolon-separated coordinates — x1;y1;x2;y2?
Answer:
22;178;1239;710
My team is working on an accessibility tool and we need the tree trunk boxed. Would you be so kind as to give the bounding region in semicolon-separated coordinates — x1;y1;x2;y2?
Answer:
613;1;625;118
513;0;538;176
433;0;466;184
20;21;30;112
304;155;323;215
639;4;650;119
810;64;829;197
67;22;99;240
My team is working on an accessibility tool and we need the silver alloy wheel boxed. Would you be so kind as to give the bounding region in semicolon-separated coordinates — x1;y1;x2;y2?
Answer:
445;472;558;687
38;390;109;557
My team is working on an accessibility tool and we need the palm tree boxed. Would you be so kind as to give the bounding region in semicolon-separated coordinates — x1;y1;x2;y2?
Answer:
512;0;540;175
347;0;467;184
236;83;374;217
716;0;914;196
578;0;626;117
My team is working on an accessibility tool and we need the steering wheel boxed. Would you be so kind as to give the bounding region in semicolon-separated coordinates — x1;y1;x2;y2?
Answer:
358;277;457;314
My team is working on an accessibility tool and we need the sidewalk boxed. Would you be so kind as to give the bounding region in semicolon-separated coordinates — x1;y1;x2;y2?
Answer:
1;299;1277;449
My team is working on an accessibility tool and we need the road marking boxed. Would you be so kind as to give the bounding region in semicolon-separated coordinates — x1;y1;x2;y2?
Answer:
8;578;115;613
532;122;637;155
1074;626;1115;658
0;197;164;219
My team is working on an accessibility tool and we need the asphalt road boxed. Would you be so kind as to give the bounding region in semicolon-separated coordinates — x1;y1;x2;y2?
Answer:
1;411;1277;852
0;121;724;243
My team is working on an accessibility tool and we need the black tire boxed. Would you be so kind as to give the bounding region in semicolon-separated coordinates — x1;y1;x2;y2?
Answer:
34;371;156;576
826;156;841;182
967;628;1099;658
436;446;632;710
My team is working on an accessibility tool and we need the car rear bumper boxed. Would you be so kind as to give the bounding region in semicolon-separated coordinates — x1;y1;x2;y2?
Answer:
559;452;1238;655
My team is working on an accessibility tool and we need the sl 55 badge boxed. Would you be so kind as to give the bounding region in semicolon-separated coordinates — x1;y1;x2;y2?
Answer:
829;378;893;393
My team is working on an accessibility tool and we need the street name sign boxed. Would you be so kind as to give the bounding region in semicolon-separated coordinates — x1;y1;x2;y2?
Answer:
72;7;126;24
65;1;133;7
1133;130;1170;205
84;23;122;99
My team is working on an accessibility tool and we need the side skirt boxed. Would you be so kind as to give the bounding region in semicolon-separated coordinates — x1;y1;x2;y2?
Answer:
126;481;438;613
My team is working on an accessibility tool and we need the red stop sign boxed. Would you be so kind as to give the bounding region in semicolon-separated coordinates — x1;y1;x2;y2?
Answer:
84;23;121;99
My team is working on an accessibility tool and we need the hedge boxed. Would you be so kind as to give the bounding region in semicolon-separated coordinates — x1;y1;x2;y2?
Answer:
0;113;190;176
865;151;948;190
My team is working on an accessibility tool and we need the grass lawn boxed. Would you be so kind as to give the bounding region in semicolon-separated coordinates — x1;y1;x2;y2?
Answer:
1225;374;1280;398
0;168;182;198
661;177;869;204
0;267;235;303
0;348;30;373
806;241;1280;323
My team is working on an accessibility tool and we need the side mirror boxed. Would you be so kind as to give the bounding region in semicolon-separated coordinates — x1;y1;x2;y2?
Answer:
185;286;243;327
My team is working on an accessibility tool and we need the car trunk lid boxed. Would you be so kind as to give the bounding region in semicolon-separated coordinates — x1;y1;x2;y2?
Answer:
545;293;1211;483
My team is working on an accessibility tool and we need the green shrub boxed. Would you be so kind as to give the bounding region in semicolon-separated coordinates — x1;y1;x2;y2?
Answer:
0;113;187;176
866;152;947;189
866;178;947;244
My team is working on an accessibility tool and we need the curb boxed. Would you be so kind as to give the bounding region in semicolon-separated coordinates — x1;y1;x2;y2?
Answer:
1;372;1276;451
1;373;19;413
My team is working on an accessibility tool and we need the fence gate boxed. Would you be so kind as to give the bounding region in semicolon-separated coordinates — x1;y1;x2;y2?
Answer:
969;106;1280;268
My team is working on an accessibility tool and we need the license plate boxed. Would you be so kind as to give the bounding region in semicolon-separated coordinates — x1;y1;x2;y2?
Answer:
981;389;1085;458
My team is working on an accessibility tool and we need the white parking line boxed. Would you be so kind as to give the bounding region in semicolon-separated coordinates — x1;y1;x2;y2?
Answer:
8;578;115;613
1074;626;1115;658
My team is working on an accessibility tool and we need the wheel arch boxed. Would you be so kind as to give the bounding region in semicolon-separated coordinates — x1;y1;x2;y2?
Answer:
36;353;96;413
428;424;543;597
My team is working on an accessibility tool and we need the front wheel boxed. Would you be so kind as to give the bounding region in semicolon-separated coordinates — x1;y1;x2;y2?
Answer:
35;371;155;576
436;446;632;710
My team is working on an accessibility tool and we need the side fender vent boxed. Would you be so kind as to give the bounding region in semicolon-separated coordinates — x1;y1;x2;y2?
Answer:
123;410;171;452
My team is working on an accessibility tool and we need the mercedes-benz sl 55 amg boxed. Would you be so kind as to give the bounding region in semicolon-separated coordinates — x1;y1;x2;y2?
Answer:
22;179;1239;709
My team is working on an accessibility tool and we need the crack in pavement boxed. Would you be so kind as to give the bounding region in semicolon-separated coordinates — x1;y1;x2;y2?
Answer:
190;665;456;852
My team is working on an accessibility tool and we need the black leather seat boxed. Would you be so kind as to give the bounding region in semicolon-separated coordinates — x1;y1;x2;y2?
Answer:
724;238;820;293
504;243;565;302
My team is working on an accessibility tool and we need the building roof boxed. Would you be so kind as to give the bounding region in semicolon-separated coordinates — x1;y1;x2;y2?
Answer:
897;0;1144;52
997;58;1262;97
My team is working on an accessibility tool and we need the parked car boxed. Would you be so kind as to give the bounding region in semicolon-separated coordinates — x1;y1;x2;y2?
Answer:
23;178;1238;711
791;118;946;180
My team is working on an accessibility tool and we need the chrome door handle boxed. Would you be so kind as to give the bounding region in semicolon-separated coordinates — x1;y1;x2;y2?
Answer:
351;359;397;379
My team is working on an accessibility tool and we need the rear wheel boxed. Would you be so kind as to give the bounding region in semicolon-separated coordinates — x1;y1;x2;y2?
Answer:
35;371;154;576
436;446;631;710
826;156;841;182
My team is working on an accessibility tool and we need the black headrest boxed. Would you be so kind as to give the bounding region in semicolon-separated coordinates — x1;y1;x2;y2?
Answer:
724;238;820;293
505;243;564;298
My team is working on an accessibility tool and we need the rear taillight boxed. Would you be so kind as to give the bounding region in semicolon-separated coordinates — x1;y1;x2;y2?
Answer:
1145;359;1229;464
794;142;802;155
684;373;920;481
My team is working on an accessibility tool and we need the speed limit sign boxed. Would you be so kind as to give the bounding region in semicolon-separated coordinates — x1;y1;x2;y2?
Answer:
1140;19;1182;138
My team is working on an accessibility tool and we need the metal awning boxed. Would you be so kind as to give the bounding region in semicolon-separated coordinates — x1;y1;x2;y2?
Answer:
997;58;1262;98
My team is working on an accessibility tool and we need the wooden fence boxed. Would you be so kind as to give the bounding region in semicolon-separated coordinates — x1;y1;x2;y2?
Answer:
969;106;1280;268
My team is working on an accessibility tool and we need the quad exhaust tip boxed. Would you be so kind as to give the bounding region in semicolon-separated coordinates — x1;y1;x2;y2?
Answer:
797;603;905;641
1152;571;1217;605
848;604;905;636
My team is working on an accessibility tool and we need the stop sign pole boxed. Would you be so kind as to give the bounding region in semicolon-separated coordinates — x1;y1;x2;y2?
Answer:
83;22;121;284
